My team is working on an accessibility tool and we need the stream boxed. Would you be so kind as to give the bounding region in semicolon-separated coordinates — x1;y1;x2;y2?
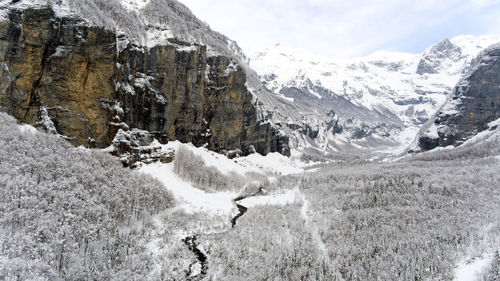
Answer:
181;188;263;280
231;202;248;228
181;235;208;281
230;187;263;228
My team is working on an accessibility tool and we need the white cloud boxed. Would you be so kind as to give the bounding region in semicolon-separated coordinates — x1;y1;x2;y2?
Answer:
177;0;500;58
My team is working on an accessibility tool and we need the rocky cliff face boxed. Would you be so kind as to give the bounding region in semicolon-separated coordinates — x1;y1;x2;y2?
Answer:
0;7;117;147
418;44;500;150
0;5;289;156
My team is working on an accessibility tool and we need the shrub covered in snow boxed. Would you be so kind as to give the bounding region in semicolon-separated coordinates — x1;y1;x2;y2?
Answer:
173;145;248;192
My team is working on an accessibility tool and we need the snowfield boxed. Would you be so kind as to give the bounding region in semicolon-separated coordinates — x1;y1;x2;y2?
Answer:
454;252;496;281
139;141;308;219
157;140;306;176
140;162;237;216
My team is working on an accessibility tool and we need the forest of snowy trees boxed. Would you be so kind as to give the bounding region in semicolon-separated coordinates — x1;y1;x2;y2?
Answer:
0;113;177;280
167;130;500;280
0;109;498;280
173;145;269;193
196;157;499;280
297;159;499;280
54;0;244;59
173;146;246;192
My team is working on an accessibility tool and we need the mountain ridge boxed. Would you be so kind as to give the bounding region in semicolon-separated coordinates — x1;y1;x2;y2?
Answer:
417;42;500;151
1;0;498;159
248;35;500;155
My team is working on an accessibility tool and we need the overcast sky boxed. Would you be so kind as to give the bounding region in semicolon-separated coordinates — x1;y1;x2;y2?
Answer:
177;0;500;58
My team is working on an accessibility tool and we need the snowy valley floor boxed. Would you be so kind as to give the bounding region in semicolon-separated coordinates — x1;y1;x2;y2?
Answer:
1;113;499;280
137;142;500;281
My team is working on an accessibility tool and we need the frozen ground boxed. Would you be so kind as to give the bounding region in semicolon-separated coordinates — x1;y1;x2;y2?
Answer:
139;162;237;216
454;252;495;281
239;187;299;208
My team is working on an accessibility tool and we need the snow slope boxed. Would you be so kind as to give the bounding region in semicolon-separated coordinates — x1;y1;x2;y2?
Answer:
139;162;237;215
138;141;307;219
249;35;500;153
157;141;305;176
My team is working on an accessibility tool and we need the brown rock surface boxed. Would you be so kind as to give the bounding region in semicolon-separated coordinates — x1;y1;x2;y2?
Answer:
0;7;289;156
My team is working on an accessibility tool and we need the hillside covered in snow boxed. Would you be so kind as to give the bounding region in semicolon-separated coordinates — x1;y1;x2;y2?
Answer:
1;110;499;280
3;1;497;158
249;35;500;155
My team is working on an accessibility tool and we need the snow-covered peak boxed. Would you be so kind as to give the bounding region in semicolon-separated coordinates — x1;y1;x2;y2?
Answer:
249;35;500;152
417;38;462;75
250;40;422;110
425;38;461;58
415;35;500;76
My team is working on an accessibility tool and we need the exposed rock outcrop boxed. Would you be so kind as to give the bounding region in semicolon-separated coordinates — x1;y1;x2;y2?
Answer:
0;8;117;147
418;44;500;150
109;129;174;167
0;6;289;156
416;38;462;75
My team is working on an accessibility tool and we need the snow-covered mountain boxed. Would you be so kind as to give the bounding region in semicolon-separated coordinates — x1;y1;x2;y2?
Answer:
2;0;498;159
1;0;236;55
415;42;500;152
248;35;500;155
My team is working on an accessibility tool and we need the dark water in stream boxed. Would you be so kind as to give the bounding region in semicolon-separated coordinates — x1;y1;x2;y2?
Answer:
231;202;248;228
181;189;262;279
182;235;208;281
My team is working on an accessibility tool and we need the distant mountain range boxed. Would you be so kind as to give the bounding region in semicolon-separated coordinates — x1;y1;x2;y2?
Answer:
1;0;499;159
248;35;500;156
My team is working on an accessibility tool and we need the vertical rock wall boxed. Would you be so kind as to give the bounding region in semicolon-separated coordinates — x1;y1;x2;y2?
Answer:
0;7;289;156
